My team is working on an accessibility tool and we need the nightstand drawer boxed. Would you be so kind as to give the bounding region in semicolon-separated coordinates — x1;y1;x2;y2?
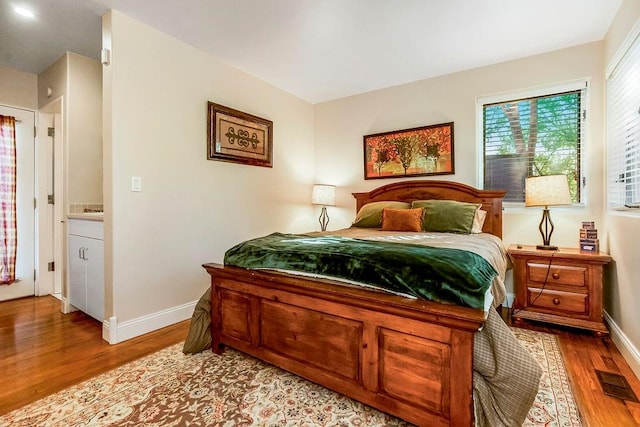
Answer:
527;262;587;287
527;287;588;314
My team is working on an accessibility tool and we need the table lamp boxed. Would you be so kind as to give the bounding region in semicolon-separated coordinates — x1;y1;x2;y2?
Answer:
525;174;572;250
311;184;335;231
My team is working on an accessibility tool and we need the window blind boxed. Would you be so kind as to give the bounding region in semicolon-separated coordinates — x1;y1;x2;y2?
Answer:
607;28;640;209
483;90;584;203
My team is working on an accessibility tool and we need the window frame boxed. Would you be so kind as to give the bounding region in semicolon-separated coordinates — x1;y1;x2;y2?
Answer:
476;79;589;207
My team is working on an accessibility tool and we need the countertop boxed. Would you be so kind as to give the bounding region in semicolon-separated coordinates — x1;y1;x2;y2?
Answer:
67;213;104;222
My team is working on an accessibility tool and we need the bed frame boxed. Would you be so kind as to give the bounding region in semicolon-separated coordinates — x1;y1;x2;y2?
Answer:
203;180;506;427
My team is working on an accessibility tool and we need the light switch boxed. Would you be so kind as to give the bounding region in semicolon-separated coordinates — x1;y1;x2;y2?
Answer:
131;176;142;192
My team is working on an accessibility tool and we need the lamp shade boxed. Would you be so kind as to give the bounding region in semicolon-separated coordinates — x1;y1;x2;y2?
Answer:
525;175;572;207
311;184;335;206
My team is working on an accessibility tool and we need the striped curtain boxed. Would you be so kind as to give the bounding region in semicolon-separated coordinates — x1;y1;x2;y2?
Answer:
0;115;17;285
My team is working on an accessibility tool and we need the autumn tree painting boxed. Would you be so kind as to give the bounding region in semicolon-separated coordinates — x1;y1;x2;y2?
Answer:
394;136;418;174
369;137;398;175
364;123;454;179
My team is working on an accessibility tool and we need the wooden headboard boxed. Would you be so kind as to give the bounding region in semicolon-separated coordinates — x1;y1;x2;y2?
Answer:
352;180;506;238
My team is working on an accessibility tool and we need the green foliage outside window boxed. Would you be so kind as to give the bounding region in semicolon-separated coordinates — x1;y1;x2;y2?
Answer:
483;91;582;203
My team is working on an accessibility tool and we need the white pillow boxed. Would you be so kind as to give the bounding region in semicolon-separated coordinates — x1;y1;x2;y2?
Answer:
471;209;487;233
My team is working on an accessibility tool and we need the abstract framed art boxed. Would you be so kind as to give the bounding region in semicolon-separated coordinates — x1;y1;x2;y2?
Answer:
363;122;454;179
207;102;273;167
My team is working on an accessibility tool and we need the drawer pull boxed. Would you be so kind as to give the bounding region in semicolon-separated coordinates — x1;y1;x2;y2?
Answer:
553;298;560;305
552;273;560;280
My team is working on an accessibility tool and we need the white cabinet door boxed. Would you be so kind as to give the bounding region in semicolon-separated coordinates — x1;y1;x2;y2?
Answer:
67;220;104;322
84;237;104;321
68;234;87;312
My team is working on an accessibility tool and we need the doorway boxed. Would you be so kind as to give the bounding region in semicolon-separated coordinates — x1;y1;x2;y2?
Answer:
0;105;35;301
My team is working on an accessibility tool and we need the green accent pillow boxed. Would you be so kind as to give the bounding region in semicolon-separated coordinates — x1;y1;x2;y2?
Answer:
411;200;481;234
352;201;411;228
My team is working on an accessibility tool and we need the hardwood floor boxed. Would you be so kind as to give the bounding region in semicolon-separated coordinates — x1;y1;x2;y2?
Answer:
0;295;190;415
500;307;640;427
1;296;639;426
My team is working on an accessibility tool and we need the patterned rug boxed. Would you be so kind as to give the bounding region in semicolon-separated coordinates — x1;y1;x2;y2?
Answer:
512;328;582;427
0;328;580;426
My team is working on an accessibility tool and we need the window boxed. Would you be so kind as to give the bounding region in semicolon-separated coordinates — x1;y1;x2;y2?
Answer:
479;83;586;203
607;23;640;210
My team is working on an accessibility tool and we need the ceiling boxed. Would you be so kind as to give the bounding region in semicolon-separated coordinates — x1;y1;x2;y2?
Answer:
0;0;623;104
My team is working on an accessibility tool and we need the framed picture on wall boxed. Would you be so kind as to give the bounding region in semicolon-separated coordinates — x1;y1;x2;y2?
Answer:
363;122;454;179
207;102;273;167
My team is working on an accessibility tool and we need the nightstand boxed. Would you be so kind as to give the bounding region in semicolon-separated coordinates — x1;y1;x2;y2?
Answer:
509;245;612;335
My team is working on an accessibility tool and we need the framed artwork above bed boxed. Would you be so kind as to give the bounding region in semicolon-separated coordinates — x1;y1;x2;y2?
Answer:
363;122;454;179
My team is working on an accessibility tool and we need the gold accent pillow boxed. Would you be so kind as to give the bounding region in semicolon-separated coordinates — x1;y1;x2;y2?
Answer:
381;208;424;232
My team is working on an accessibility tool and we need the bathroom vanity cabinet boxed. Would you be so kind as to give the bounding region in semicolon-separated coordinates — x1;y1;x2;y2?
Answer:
68;218;104;321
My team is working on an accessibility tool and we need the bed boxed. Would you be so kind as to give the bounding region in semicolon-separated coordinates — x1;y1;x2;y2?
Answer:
202;180;540;427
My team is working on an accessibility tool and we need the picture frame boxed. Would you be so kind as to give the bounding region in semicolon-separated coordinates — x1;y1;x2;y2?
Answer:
363;122;454;180
207;102;273;167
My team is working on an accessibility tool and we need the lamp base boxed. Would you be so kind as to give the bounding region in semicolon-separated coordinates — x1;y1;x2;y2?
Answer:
537;208;558;251
536;244;558;251
318;206;329;232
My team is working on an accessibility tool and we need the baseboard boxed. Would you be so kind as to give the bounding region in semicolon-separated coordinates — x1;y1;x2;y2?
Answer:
102;316;117;344
101;300;196;345
604;311;640;381
60;296;77;314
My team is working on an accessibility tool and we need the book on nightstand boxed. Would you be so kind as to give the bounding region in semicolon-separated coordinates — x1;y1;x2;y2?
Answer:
579;222;599;252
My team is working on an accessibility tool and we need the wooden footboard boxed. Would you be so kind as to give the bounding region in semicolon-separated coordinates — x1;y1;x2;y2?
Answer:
203;263;485;427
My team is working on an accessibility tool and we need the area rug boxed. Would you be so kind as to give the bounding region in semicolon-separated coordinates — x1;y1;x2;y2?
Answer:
0;328;580;426
512;328;582;427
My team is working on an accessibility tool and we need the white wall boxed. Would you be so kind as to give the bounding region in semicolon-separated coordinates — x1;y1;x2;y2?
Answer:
37;54;67;108
103;11;316;338
603;0;640;379
315;42;605;253
67;53;102;204
0;65;37;109
38;52;103;206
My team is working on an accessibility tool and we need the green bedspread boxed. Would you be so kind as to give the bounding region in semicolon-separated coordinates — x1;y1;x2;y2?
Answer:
224;232;497;309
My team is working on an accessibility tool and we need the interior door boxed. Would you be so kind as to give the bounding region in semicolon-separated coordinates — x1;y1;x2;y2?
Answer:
0;105;35;301
37;108;62;297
